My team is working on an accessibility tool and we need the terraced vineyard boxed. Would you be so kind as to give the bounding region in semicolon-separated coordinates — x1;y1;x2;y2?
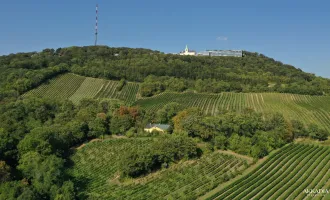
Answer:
68;138;250;200
135;92;330;131
203;144;330;200
23;73;139;105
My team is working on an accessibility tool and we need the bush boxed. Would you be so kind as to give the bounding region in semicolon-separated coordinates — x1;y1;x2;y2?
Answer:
116;79;126;92
125;127;137;138
214;135;227;150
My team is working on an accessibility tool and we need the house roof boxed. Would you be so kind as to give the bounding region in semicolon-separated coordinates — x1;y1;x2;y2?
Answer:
145;123;170;130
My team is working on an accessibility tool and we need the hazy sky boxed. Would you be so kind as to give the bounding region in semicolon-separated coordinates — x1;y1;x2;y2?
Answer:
0;0;329;77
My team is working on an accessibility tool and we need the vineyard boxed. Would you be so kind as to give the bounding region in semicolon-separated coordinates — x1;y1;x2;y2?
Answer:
68;138;250;200
23;73;139;105
135;92;330;131
203;144;330;200
23;73;330;131
22;73;86;100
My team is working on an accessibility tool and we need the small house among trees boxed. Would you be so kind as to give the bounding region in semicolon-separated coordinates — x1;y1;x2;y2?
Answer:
144;123;170;133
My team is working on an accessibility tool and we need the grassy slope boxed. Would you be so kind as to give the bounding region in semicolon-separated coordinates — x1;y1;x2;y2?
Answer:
68;138;249;200
23;73;330;130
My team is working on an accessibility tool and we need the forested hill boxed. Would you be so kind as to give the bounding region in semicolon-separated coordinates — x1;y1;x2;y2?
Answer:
1;45;329;101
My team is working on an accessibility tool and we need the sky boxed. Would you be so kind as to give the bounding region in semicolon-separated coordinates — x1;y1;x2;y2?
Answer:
0;0;329;77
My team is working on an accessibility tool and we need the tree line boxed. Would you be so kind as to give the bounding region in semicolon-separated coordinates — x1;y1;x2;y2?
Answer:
1;46;330;101
169;106;328;158
149;102;328;158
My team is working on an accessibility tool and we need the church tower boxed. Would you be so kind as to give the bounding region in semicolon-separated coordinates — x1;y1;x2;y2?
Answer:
179;45;196;56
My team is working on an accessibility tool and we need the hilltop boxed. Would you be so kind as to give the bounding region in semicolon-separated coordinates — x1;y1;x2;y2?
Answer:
1;46;330;102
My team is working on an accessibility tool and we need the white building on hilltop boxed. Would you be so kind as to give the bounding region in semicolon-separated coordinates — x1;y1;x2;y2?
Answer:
198;50;243;57
179;45;196;56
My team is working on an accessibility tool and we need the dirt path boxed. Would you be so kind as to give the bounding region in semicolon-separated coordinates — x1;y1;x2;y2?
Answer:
217;150;254;164
75;138;102;150
74;135;128;150
111;135;128;139
295;137;330;146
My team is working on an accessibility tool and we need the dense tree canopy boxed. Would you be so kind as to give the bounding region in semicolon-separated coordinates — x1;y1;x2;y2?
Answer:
0;97;123;199
1;46;330;101
172;107;328;158
119;136;199;178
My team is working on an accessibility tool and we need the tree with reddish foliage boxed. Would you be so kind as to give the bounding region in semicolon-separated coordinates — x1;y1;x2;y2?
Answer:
0;161;10;183
111;106;144;135
96;112;107;121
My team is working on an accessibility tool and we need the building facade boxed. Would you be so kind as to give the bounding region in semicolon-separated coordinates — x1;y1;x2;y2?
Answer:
198;50;243;57
144;123;170;133
179;45;196;56
178;45;243;57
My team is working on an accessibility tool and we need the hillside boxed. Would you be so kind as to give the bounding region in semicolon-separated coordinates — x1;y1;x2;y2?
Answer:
2;46;330;200
1;46;330;102
68;138;251;199
2;93;329;199
22;73;330;131
203;144;330;200
136;92;330;131
23;73;139;105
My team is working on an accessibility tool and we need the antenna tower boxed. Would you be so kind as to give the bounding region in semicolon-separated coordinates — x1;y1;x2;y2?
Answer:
95;4;98;46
